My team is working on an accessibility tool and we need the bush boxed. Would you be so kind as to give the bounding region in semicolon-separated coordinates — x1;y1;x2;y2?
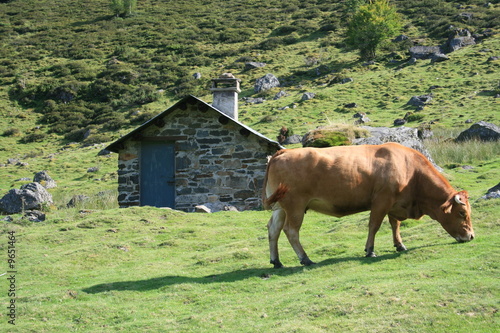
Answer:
2;128;21;137
20;132;47;143
303;124;370;147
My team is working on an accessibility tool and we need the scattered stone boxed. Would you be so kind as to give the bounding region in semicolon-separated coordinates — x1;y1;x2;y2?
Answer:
487;56;499;62
455;121;500;142
341;78;353;84
2;216;13;222
407;57;417;65
195;201;238;213
301;92;316;101
353;112;370;124
445;28;475;53
67;195;90;208
243;97;265;104
407;94;433;108
274;90;288;100
193;72;202;79
345;103;358;108
0;182;53;214
431;53;449;63
481;183;500;200
87;167;99;173
417;125;433;140
244;62;266;71
409;46;441;59
393;34;409;42
254;73;280;93
24;210;46;222
33;171;57;189
282;134;302;145
394;119;407;126
15;177;31;182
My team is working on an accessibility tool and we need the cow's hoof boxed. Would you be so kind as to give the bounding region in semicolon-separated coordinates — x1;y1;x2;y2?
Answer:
300;258;316;266
271;260;283;269
396;244;407;252
365;252;377;258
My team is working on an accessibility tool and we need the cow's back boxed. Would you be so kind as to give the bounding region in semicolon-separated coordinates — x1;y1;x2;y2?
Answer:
266;143;422;216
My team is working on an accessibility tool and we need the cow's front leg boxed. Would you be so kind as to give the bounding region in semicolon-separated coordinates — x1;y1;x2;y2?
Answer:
364;206;387;257
389;215;407;252
268;209;285;268
283;209;315;266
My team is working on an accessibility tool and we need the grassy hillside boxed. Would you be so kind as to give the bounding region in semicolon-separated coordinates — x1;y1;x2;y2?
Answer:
0;1;499;331
1;0;499;142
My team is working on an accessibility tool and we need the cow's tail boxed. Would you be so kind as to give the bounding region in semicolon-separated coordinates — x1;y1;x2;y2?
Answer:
263;183;288;210
262;151;289;210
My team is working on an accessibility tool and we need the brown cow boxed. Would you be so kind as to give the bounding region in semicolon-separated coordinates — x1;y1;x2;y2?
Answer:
263;143;474;268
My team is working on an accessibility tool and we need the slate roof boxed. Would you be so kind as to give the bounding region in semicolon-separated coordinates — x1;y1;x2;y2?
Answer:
106;95;284;153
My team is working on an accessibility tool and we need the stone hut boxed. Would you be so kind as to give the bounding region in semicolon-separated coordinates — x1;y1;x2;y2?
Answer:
106;75;283;212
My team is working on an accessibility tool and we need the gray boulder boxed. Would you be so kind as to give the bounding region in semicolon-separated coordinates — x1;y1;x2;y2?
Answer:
0;182;53;214
24;210;46;222
254;73;280;93
353;112;370;124
410;46;442;59
67;195;90;208
456;121;500;142
445;28;476;53
353;126;440;170
481;183;500;200
282;134;302;145
301;92;316;101
407;94;432;107
33;171;57;189
274;90;288;100
245;62;266;71
431;53;449;63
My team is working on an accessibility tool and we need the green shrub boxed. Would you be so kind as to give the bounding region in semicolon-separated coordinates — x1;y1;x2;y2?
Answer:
405;114;425;122
2;128;21;137
20;132;47;143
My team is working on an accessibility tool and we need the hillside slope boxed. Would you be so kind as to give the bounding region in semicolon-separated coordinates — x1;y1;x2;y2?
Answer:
0;0;499;204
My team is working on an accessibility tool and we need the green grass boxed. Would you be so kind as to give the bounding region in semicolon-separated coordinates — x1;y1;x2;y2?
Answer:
1;201;498;332
0;0;499;331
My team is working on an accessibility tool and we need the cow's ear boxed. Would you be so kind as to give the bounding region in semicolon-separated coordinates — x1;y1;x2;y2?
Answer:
441;200;453;214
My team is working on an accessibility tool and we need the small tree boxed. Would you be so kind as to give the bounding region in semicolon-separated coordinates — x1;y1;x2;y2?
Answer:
345;0;402;60
110;0;137;17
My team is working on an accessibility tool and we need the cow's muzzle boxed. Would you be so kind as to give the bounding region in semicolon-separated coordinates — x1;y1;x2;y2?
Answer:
456;233;474;243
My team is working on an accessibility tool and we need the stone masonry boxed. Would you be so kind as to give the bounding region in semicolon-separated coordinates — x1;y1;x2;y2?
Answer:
113;96;281;212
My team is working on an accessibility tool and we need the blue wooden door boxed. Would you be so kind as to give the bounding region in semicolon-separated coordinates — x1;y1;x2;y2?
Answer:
140;141;175;208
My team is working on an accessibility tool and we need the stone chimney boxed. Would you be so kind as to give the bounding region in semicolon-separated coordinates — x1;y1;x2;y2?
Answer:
210;73;241;121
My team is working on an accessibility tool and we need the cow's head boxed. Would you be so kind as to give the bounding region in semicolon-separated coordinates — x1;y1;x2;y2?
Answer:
439;190;474;242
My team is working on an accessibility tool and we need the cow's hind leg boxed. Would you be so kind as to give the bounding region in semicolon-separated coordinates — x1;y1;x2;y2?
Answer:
283;208;315;266
389;215;407;252
268;208;286;268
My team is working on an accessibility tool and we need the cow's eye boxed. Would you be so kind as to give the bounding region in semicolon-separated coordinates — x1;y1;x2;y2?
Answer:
459;211;466;218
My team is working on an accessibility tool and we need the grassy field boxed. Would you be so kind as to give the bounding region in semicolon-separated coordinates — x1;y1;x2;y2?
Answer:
0;0;499;331
0;198;498;332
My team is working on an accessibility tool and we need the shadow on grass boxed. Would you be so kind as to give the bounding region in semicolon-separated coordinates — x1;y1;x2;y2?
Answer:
82;252;407;294
83;240;465;294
